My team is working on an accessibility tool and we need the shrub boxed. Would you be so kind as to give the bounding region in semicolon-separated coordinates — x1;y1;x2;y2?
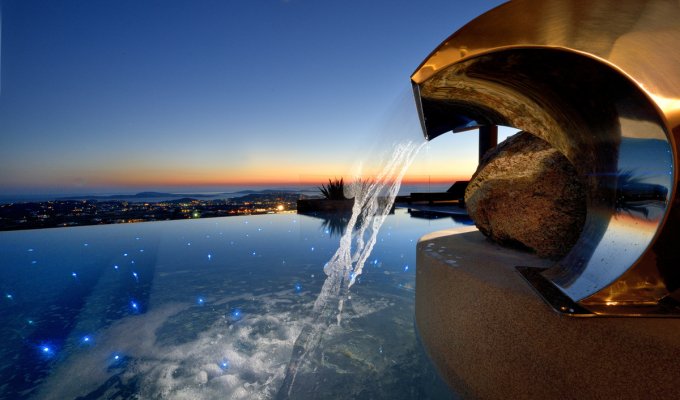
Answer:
318;178;346;200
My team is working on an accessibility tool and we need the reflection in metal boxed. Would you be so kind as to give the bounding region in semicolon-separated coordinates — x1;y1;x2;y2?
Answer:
411;0;680;316
615;170;667;219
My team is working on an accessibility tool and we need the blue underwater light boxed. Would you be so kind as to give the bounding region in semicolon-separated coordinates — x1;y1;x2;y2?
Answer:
229;308;243;321
108;352;127;368
38;343;57;359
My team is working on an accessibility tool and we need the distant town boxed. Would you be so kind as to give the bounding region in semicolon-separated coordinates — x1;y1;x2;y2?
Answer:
0;191;308;231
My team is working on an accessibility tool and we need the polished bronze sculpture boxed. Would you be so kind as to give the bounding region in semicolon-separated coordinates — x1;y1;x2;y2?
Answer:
412;0;680;316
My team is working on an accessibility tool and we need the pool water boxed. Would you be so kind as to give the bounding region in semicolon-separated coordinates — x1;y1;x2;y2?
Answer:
0;209;470;399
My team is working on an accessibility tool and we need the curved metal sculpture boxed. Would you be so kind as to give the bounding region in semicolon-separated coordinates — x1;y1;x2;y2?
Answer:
412;0;680;315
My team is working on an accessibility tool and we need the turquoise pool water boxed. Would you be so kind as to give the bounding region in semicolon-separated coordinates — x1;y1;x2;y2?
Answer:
0;209;470;399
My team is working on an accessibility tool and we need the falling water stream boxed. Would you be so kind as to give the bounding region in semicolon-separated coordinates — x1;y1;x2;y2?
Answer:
277;140;426;399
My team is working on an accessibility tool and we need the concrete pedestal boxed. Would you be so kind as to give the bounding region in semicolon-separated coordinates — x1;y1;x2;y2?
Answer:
416;228;680;399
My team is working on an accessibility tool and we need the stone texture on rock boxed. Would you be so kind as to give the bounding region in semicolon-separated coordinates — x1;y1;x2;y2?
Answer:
464;131;586;259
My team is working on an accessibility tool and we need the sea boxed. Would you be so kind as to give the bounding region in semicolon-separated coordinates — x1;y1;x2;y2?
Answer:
0;184;453;205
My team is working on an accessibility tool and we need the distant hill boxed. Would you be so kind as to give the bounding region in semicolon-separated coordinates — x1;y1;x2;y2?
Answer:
230;189;302;195
166;197;202;203
229;192;303;202
57;189;305;202
57;192;215;200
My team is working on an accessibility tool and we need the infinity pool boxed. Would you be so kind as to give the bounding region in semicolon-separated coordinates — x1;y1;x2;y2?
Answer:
0;209;470;399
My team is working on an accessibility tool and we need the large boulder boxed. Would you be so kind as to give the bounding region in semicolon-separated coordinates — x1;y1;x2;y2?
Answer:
464;131;586;259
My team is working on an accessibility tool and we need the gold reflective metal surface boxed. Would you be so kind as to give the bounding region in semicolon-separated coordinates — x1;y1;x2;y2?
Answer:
412;0;680;314
412;0;680;127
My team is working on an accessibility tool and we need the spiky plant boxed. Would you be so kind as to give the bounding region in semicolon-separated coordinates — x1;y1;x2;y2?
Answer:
318;178;346;200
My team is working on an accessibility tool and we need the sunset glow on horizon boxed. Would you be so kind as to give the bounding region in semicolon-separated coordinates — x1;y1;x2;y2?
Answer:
0;123;516;195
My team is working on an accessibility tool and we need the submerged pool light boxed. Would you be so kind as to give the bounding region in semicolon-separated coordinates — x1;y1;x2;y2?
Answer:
108;352;126;367
38;343;57;359
229;308;242;321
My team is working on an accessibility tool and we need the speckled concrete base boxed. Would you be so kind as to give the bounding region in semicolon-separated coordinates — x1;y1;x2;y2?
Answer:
416;227;680;399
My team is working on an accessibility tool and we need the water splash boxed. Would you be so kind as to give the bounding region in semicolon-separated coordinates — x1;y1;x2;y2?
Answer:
277;140;425;399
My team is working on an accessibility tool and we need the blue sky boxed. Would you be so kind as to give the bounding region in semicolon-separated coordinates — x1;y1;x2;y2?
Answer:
0;0;508;195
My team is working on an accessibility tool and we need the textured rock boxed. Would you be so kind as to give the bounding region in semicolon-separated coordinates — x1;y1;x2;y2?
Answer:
464;131;586;259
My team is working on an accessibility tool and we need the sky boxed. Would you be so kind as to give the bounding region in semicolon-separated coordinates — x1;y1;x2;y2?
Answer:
0;0;510;195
